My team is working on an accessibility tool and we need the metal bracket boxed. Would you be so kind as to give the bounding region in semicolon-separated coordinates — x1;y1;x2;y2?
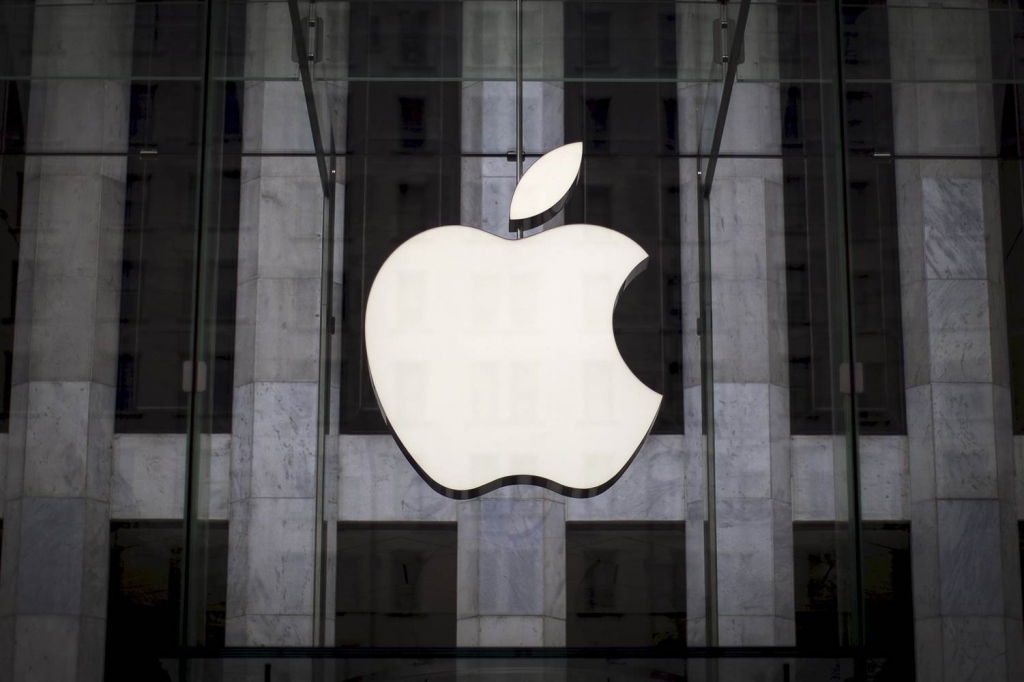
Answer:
713;18;745;65
292;16;323;64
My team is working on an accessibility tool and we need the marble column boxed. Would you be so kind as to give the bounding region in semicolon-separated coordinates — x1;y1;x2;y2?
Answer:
889;5;1024;680
226;2;326;646
456;487;566;646
680;4;795;646
0;2;134;680
456;1;567;651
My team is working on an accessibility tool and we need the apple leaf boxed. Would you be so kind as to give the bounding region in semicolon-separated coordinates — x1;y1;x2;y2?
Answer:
509;142;583;233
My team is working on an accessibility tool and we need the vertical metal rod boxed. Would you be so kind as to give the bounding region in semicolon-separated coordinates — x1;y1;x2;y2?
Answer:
515;0;524;239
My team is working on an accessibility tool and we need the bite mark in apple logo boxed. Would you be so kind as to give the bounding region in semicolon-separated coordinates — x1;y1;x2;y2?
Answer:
364;142;663;499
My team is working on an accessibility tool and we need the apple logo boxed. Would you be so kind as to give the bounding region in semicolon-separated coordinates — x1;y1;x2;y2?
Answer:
364;142;663;499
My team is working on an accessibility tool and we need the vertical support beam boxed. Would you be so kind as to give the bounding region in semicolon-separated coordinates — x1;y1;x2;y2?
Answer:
226;1;324;646
0;2;135;680
699;4;795;646
890;4;1024;679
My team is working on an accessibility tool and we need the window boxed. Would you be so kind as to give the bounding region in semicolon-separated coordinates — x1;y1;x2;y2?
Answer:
566;522;686;647
115;0;242;433
335;522;457;647
106;521;228;680
340;1;462;432
0;3;33;433
564;2;683;434
794;523;914;675
991;6;1024;433
780;1;906;435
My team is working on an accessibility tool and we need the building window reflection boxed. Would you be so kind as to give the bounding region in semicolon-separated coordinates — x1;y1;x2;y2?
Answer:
335;522;457;647
794;522;914;676
566;522;686;647
105;522;228;680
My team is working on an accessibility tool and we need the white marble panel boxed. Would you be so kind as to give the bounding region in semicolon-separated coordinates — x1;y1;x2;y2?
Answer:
912;501;941;621
907;384;937;505
718;83;782;157
10;615;80;681
232;279;256;388
457;615;564;648
937;500;1004;616
244;497;316;618
792;436;835;521
769;385;790;503
250;174;325;281
941;616;1008;682
4;386;26;506
26;80;131;154
230;384;254;503
922;177;986;281
208;435;231;521
253;278;321;384
22;381;90;498
859;436;910;521
473;498;546;615
0;501;20;616
15;498;85;614
707;177;769;282
713;383;772;500
710;280;770;383
715;498;774;618
232;614;314;648
111;434;185;519
717;615;775;647
251;382;318;499
914;616;942;682
901;279;930;388
26;273;101;383
926;279;992;384
932;383;998;500
566;435;684;521
338;435;457;522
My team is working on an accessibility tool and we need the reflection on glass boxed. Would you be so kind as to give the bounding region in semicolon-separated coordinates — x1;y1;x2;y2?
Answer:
335;523;457;647
566;522;686;647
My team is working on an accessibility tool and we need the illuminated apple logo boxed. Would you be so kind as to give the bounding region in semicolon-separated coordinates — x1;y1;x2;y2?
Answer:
364;142;662;499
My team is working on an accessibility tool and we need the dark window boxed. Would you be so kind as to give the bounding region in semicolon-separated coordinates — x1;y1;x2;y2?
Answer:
106;521;228;680
566;522;686;647
794;523;914;677
339;2;462;432
0;3;33;433
115;0;243;433
335;522;457;647
564;2;683;434
779;1;906;435
991;3;1024;433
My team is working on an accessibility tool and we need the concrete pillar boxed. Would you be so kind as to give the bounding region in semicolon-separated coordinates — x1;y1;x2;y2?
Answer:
456;1;567;651
682;4;795;646
456;487;566;646
0;2;134;680
226;2;325;646
889;4;1024;680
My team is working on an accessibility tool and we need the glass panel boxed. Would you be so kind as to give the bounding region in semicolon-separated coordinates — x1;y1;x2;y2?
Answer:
699;0;865;663
5;0;1019;677
335;522;457;646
